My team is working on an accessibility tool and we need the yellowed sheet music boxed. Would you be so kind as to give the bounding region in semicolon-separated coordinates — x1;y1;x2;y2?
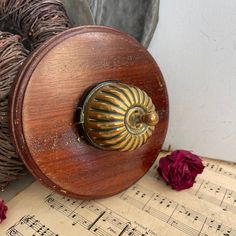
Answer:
1;153;236;236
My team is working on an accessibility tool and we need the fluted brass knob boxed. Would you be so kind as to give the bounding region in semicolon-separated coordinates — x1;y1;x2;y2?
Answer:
80;81;159;151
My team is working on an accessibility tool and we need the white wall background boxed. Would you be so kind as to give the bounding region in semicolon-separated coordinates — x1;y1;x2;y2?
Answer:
148;0;236;162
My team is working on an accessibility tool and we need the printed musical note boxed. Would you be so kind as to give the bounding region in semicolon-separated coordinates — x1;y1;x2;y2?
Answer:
119;185;154;210
4;154;236;236
204;162;236;180
147;159;236;215
120;184;236;236
201;218;234;236
6;215;58;236
188;178;236;214
44;194;161;236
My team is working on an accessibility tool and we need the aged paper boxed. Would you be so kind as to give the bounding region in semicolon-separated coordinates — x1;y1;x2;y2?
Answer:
1;153;236;236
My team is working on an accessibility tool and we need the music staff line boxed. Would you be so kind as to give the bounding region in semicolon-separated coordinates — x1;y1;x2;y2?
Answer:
204;162;236;180
43;185;236;236
192;177;236;213
6;215;59;236
119;183;236;236
44;193;160;236
147;164;236;214
204;159;236;168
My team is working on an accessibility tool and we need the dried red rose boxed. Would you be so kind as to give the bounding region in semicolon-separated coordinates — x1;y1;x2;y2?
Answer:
158;150;205;191
0;199;8;223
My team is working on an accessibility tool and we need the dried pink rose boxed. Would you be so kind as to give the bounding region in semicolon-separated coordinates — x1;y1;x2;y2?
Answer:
158;150;205;191
0;199;8;223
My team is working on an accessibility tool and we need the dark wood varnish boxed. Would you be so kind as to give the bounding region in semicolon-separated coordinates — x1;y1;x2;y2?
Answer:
9;26;169;199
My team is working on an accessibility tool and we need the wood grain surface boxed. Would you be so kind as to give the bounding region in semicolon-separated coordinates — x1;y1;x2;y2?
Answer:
9;26;169;199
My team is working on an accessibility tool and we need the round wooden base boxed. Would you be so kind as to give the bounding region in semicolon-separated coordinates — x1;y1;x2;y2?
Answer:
10;26;168;199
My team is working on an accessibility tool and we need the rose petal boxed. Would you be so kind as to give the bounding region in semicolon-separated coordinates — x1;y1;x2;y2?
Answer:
0;199;8;224
157;150;205;191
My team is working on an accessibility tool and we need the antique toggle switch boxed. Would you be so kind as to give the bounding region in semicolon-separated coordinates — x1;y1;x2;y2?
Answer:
10;26;168;199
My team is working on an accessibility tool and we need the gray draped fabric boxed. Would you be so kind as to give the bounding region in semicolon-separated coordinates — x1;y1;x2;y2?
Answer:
62;0;159;48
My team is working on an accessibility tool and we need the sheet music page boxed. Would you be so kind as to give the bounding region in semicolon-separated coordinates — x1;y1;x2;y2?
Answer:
1;153;236;236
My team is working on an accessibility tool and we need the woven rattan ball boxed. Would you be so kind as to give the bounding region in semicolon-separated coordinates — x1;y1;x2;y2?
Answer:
0;32;28;190
0;0;71;191
0;0;71;49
